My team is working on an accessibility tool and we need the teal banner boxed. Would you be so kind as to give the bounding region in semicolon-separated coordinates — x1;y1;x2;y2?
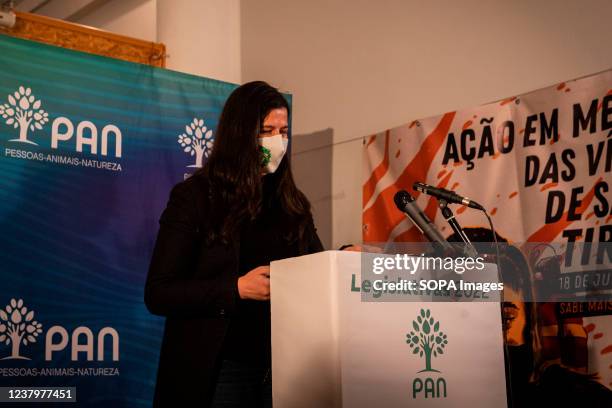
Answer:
0;34;241;406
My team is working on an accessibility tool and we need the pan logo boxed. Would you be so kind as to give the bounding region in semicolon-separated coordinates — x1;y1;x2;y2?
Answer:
0;298;43;360
407;308;448;399
0;86;49;146
1;85;123;160
177;118;214;168
0;298;119;363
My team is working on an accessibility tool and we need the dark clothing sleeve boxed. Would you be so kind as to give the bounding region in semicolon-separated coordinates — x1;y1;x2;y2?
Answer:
144;181;238;318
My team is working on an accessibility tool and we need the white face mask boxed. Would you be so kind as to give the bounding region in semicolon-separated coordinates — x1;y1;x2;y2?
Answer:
259;134;288;173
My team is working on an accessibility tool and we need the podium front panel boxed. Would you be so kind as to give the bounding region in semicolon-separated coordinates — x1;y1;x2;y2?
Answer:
271;251;507;408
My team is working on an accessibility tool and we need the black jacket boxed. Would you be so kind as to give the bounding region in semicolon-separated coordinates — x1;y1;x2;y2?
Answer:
145;176;323;407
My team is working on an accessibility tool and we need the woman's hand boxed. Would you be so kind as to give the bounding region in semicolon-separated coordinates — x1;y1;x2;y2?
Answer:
237;266;270;301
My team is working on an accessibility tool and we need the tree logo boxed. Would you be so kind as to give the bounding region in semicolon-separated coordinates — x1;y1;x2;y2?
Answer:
0;86;50;145
177;118;214;168
406;308;448;372
0;298;43;360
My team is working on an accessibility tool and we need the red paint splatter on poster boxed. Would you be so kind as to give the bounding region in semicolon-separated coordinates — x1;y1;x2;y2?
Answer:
540;182;558;192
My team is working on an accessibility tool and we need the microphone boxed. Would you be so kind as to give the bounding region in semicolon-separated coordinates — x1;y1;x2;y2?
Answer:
393;190;453;251
413;182;485;211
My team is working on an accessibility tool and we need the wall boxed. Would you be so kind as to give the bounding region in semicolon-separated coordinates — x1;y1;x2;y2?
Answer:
76;0;157;43
156;0;241;83
72;0;241;84
241;0;612;248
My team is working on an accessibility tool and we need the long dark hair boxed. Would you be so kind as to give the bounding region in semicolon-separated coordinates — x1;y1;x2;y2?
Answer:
195;81;312;245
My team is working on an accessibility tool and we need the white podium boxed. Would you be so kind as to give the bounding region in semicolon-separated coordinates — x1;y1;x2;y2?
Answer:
270;251;507;408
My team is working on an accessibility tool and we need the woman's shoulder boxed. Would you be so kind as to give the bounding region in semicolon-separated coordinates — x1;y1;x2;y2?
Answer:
158;175;213;231
165;173;211;215
171;172;211;196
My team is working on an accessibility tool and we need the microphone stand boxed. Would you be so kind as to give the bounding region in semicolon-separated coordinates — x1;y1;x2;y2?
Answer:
438;197;512;407
438;199;478;257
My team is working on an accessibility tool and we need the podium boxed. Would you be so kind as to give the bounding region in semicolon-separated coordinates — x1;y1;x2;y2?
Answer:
270;251;507;408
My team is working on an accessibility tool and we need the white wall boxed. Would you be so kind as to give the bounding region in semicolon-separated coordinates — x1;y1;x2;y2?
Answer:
241;0;612;248
157;0;241;83
72;0;241;84
76;0;157;43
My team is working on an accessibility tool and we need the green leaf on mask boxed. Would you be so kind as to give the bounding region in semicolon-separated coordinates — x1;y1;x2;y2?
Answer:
260;146;271;166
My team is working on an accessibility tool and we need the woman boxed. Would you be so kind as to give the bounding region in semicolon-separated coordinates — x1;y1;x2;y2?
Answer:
145;81;324;407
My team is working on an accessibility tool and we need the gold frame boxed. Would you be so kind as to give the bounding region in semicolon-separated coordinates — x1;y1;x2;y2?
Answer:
0;11;166;68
